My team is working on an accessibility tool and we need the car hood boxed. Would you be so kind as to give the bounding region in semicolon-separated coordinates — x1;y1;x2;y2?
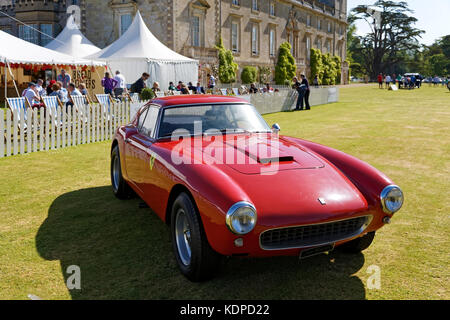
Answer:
192;134;368;225
194;133;325;175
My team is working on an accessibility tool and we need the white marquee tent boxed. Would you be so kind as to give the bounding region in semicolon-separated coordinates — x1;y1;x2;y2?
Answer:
45;16;101;58
0;29;104;66
87;11;199;88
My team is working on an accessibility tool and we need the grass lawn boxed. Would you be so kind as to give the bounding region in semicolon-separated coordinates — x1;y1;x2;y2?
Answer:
0;85;448;300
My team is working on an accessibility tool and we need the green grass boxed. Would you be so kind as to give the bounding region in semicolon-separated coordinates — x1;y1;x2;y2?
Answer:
0;85;449;300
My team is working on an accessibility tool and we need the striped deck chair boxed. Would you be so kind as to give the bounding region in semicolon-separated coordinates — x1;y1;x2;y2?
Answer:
172;91;181;96
155;91;166;98
232;88;240;96
6;97;31;131
70;95;91;121
127;92;140;103
219;88;228;96
95;94;114;112
42;96;63;126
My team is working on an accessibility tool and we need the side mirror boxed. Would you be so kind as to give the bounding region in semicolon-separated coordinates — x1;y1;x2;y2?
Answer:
272;123;281;134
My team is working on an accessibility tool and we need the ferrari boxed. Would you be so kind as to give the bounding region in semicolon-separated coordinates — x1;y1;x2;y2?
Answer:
110;95;403;281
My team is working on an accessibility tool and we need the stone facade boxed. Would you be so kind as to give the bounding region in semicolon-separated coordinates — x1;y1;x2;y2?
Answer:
0;0;348;83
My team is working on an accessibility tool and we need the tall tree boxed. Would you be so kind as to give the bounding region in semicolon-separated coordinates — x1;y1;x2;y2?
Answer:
350;1;424;79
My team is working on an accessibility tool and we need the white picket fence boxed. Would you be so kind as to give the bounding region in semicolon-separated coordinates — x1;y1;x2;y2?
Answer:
0;101;145;158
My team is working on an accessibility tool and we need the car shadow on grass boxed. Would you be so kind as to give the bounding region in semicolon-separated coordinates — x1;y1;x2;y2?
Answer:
36;186;367;300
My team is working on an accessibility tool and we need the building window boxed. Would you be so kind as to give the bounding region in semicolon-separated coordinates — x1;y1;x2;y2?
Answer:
252;0;259;12
231;21;239;52
269;1;275;16
326;40;331;53
120;14;132;36
232;0;240;6
40;24;53;46
251;23;259;55
269;28;276;57
192;15;200;47
317;19;321;30
327;21;332;33
316;38;322;52
306;37;311;60
19;24;39;45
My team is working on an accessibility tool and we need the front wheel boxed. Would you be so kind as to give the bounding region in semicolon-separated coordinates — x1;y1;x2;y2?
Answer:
171;193;221;281
338;232;376;253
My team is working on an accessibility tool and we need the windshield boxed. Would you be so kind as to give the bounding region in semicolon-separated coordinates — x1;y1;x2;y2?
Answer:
158;104;271;138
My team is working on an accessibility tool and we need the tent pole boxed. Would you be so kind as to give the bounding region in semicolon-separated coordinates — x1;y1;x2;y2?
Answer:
4;64;7;101
6;61;20;97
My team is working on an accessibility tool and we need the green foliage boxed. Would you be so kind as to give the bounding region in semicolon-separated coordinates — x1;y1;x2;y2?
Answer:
429;54;448;76
241;66;258;84
322;53;337;85
140;88;155;100
333;55;342;84
216;38;238;83
275;42;297;85
310;48;324;83
310;48;342;85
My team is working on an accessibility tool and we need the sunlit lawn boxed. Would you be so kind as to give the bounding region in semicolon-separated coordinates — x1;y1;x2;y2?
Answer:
0;84;448;300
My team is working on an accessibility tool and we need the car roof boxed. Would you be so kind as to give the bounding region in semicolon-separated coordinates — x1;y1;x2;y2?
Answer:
149;95;249;108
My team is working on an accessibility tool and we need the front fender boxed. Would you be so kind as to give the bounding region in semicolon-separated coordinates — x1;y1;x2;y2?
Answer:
283;136;394;211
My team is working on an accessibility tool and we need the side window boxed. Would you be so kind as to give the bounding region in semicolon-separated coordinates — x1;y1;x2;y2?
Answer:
140;107;160;138
137;107;149;131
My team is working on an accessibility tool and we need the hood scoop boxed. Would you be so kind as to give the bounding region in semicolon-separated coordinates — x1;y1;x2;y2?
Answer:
258;156;294;164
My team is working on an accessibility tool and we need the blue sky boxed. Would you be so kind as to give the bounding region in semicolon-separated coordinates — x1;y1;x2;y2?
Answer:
347;0;450;45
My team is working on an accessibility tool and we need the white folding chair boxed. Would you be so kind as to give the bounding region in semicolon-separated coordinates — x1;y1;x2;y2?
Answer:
42;96;64;126
6;97;30;132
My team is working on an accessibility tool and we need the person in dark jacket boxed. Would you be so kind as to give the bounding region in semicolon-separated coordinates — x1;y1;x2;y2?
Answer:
131;73;150;94
300;74;311;110
293;77;305;110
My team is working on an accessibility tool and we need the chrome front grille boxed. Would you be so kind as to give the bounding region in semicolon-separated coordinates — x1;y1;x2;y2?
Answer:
260;216;371;250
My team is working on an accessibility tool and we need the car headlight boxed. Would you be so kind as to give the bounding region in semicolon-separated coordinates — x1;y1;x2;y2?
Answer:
380;185;404;214
226;201;257;235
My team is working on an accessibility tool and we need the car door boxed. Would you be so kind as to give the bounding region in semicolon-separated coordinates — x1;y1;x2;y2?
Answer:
124;106;159;194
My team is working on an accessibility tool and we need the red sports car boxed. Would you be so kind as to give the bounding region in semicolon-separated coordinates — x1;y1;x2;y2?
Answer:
111;95;403;281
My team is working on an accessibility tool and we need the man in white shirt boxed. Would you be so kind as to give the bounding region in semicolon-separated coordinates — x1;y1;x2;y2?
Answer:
207;73;216;89
35;79;46;97
24;82;42;107
113;70;127;98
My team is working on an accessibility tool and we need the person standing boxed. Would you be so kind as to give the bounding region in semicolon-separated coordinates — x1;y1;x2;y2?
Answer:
130;73;150;94
101;72;118;95
300;74;311;110
378;73;383;89
113;70;127;98
57;69;71;89
385;74;392;89
293;77;305;111
207;73;216;90
313;75;319;88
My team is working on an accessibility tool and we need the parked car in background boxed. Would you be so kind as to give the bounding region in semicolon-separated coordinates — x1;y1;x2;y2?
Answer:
110;95;404;281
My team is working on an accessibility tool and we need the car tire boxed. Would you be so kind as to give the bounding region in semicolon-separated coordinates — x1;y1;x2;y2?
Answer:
171;192;222;281
338;231;376;253
111;145;133;199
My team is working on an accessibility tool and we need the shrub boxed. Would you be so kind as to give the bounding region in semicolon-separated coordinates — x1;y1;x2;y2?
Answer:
310;48;324;84
216;38;238;83
322;53;337;85
241;66;258;84
140;88;155;100
258;66;272;83
275;42;297;85
333;55;342;84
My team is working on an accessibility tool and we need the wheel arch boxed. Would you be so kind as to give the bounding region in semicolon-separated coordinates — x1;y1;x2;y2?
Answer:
165;184;200;227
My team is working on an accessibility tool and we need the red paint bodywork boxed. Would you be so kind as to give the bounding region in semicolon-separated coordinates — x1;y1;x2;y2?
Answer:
113;96;396;257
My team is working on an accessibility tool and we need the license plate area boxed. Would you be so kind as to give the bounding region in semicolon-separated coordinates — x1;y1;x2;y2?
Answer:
299;244;334;259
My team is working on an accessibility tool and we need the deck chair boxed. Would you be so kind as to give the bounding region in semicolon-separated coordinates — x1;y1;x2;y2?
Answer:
219;88;228;96
155;91;166;98
6;97;31;132
95;94;114;112
42;96;64;126
232;88;240;96
127;92;140;103
70;95;91;121
172;91;181;96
